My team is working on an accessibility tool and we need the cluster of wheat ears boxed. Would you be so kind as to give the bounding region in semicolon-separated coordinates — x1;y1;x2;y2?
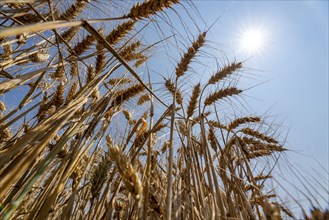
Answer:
0;0;327;219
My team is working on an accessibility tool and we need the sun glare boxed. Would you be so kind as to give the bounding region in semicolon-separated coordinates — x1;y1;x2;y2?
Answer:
239;28;266;54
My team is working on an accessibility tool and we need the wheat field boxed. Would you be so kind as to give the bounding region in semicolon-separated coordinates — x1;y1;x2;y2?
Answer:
0;0;327;219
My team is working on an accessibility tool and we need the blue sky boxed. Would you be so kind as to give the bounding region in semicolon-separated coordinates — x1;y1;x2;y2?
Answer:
192;0;328;210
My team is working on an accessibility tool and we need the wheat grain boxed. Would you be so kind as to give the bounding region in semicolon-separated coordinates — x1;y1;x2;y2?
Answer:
3;43;12;60
152;123;167;133
16;34;27;47
247;143;286;152
272;202;295;218
263;200;282;220
29;50;49;63
191;111;211;126
161;141;170;154
91;88;100;102
0;127;11;142
137;118;148;137
137;94;150;105
0;101;6;112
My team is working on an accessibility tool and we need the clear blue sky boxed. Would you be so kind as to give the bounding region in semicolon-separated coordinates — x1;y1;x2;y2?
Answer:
192;0;328;211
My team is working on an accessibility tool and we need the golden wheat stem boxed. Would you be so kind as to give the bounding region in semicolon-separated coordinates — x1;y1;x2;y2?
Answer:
165;77;179;220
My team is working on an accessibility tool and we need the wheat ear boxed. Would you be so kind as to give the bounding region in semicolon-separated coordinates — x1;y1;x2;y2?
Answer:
0;101;6;112
137;94;151;105
50;83;65;109
108;77;132;86
176;32;206;78
91;155;111;199
187;83;200;118
112;84;145;107
66;81;78;103
126;0;180;20
59;26;80;43
58;0;88;20
208;62;242;85
227;116;261;131
109;146;143;201
207;120;227;130
204;87;241;106
165;78;183;105
240;128;278;144
73;34;96;56
105;20;136;45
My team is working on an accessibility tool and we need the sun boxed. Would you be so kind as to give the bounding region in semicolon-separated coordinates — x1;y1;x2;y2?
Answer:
239;27;266;54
